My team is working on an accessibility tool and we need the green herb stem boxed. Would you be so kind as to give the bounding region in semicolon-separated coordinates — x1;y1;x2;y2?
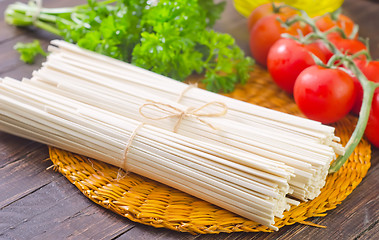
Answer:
35;20;62;36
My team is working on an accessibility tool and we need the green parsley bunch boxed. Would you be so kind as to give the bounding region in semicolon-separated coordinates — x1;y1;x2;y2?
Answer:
5;0;254;92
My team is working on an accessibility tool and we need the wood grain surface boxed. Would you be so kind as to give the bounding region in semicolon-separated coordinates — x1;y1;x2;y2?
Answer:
0;0;378;239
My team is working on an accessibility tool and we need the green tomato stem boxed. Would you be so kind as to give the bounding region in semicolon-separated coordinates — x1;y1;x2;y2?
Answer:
350;49;372;61
323;26;347;38
271;2;282;13
326;54;342;67
348;24;359;39
329;8;342;21
329;75;377;173
329;59;378;173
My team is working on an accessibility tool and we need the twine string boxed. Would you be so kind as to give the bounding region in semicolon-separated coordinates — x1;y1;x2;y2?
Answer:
121;84;227;173
123;122;145;163
176;83;197;103
139;100;228;133
119;122;145;179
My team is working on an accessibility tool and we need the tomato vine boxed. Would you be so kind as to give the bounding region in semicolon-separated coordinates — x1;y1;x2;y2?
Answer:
280;8;379;173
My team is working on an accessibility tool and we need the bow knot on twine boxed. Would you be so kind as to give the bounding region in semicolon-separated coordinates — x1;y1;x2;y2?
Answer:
121;84;228;176
139;100;228;133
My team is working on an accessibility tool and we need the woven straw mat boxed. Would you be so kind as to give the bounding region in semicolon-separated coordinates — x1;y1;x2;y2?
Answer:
48;67;371;234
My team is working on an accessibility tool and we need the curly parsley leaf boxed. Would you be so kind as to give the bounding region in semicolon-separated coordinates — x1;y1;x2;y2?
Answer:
14;40;47;64
199;0;226;27
133;0;254;92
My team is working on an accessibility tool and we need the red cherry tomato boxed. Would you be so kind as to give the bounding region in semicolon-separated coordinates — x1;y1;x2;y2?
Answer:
329;35;367;57
247;2;297;31
351;74;362;115
309;36;366;63
310;40;334;62
267;38;326;94
365;92;379;148
351;60;379;115
249;14;311;66
315;14;356;38
294;65;355;124
310;36;367;64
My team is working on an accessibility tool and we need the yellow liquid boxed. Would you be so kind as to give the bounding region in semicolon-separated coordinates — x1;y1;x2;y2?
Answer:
234;0;344;17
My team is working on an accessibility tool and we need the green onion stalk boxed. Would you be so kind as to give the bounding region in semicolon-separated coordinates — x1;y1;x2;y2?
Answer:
5;0;117;36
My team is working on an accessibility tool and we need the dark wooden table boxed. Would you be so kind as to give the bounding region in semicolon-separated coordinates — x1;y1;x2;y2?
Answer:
0;0;378;239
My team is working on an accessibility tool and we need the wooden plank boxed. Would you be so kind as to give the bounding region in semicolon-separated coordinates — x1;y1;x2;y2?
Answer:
0;141;54;208
0;176;134;239
0;33;52;79
0;133;42;168
0;0;378;239
116;223;197;240
355;221;379;240
0;0;27;43
35;206;132;240
195;232;247;240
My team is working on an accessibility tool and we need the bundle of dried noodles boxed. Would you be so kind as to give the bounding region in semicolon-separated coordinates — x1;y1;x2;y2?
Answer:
0;40;344;230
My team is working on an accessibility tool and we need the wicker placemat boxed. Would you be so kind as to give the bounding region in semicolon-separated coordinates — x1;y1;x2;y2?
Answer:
48;67;371;234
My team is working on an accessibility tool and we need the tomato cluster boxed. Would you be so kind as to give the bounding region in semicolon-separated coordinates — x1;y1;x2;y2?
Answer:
248;3;379;148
